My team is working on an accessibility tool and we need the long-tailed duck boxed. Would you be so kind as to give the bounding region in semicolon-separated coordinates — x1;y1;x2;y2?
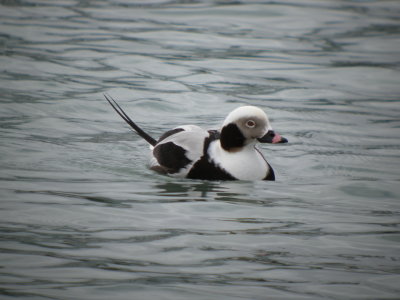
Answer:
105;94;287;181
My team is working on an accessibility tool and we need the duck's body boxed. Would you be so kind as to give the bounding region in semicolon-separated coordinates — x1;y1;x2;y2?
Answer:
105;95;287;181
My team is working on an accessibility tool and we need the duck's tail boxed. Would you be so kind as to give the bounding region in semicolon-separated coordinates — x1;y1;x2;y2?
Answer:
104;94;157;146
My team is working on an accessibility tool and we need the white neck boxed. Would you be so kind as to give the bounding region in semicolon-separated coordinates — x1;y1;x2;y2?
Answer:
208;141;269;180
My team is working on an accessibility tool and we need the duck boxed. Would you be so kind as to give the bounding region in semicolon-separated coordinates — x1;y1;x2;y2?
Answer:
105;94;287;181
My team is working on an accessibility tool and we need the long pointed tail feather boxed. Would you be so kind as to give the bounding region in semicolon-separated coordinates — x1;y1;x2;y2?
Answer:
104;94;157;146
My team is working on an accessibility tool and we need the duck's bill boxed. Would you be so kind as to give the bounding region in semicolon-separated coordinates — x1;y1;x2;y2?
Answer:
257;131;288;144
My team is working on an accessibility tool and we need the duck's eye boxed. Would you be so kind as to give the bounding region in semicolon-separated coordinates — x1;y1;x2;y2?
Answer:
246;120;256;128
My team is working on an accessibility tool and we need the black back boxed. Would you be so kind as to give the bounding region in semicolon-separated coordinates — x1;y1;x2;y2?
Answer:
153;141;192;174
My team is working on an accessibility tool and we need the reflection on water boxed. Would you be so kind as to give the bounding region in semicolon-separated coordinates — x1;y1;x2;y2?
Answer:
1;1;400;299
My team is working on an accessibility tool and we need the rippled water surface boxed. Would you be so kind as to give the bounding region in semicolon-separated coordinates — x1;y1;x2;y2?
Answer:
1;1;400;299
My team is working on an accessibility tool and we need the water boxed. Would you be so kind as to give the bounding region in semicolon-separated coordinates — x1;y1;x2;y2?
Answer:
1;0;400;299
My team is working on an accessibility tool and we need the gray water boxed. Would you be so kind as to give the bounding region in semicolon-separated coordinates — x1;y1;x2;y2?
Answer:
1;1;400;299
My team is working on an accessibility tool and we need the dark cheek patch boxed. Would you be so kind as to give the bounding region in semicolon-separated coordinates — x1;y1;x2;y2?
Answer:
220;123;245;151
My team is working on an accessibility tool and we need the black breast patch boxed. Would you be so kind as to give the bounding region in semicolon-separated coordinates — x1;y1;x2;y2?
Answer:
263;163;275;181
187;130;236;181
153;141;192;174
254;148;275;181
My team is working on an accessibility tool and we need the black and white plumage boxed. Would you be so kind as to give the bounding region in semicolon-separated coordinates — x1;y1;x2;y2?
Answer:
105;94;288;181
